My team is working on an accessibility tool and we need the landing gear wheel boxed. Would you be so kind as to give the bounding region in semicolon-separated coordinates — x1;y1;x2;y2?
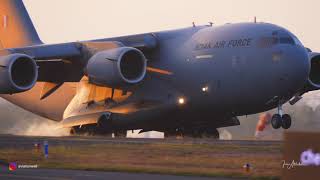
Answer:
203;129;220;139
164;128;184;139
70;126;82;135
212;129;220;139
70;127;76;135
271;114;282;129
164;131;176;138
191;129;202;138
281;114;292;129
114;130;127;138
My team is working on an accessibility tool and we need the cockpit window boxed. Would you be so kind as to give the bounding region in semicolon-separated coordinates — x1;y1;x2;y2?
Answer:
258;37;278;48
258;32;303;48
279;37;295;45
293;36;303;46
258;31;303;48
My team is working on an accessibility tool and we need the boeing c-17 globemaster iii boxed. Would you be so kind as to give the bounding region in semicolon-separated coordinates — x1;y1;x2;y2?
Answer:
0;0;318;138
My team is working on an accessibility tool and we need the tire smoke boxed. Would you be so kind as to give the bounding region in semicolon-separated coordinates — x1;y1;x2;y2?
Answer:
0;99;69;137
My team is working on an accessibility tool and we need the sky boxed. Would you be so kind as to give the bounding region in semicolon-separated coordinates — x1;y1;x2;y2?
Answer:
23;0;320;52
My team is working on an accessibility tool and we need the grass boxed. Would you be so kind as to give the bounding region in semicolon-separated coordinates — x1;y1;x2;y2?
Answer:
0;142;282;179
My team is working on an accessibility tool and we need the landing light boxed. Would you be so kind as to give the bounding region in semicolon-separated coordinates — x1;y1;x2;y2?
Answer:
202;86;209;92
178;97;185;105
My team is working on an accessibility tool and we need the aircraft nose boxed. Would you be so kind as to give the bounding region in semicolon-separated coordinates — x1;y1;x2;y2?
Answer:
278;45;310;90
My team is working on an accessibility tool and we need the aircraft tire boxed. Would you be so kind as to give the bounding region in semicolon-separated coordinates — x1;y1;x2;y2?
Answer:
202;129;219;139
114;130;127;138
70;127;76;135
70;126;82;135
271;114;282;129
281;114;292;129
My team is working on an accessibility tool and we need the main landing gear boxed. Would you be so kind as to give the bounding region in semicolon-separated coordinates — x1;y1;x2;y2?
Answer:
164;127;220;139
271;105;291;129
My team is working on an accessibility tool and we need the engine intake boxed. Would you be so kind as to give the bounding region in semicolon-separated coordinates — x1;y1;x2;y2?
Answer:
86;47;147;87
0;53;38;94
307;52;320;89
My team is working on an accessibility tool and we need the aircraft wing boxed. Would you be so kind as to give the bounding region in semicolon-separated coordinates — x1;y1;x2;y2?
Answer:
0;33;162;121
3;33;158;83
0;0;170;123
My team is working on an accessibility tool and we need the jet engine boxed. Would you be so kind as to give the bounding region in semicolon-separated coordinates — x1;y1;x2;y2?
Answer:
307;52;320;89
86;47;147;87
0;53;38;94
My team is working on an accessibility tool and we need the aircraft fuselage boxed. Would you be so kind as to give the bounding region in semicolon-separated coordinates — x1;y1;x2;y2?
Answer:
122;23;309;122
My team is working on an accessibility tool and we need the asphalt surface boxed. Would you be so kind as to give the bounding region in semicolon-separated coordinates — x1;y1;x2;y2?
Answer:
0;167;247;180
0;134;282;148
0;134;280;180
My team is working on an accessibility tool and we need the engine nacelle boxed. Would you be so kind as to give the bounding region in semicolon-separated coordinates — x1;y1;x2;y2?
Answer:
0;53;38;94
307;52;320;90
86;47;147;87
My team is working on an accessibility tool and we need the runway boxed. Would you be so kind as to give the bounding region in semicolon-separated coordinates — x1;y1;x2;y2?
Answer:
0;134;282;179
0;167;247;180
0;134;282;148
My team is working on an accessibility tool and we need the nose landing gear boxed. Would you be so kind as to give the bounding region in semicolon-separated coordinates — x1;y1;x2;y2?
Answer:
271;105;292;129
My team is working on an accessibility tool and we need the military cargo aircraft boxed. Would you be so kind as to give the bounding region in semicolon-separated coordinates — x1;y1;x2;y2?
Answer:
0;0;318;138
